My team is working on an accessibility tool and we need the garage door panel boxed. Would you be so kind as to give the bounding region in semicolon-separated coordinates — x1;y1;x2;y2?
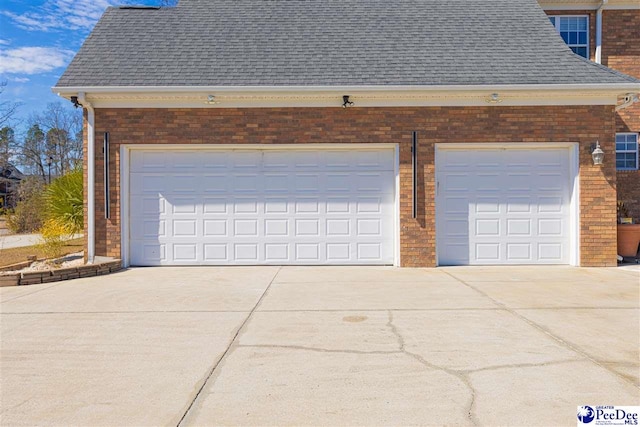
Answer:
129;148;395;266
437;147;571;265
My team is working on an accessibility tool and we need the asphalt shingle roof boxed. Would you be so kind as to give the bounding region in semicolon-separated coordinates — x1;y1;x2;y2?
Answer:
56;0;639;87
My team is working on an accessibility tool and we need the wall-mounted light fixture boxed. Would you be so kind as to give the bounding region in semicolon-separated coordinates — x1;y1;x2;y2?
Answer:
70;96;82;108
591;141;604;165
485;93;502;104
205;95;218;105
342;95;354;108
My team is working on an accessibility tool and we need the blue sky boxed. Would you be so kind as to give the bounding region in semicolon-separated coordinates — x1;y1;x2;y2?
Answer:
0;0;163;128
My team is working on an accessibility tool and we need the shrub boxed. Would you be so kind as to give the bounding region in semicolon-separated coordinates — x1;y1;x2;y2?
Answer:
44;169;83;234
6;176;45;233
38;218;71;260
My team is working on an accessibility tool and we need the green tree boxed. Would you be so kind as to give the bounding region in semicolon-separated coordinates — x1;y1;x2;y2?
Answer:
21;123;47;182
0;126;15;166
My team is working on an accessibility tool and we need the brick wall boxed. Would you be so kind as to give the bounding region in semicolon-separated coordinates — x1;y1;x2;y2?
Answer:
602;9;640;220
602;10;640;79
86;105;617;267
545;8;640;220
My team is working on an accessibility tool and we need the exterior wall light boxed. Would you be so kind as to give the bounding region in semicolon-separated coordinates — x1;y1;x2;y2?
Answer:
591;141;604;165
205;95;218;105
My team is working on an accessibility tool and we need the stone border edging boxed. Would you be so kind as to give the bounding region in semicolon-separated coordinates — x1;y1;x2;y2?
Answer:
0;260;123;287
0;260;37;272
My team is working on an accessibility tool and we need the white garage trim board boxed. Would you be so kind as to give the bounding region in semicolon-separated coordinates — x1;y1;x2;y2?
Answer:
121;144;399;267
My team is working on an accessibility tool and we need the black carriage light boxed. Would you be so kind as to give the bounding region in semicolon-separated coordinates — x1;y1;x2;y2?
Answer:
591;141;604;166
342;95;354;108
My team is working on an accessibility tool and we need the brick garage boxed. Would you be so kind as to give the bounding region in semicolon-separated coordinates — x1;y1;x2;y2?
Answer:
86;105;617;267
59;0;638;267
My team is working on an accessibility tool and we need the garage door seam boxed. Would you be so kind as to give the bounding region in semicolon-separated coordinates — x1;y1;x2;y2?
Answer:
175;266;282;427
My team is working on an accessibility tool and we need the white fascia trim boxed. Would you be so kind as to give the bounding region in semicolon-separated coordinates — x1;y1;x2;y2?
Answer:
53;83;640;93
52;85;639;108
540;0;640;10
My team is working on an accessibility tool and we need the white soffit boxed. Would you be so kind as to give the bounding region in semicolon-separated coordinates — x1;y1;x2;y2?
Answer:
51;86;638;108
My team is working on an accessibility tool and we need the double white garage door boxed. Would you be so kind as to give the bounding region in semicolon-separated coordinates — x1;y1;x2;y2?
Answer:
127;145;574;266
129;148;396;265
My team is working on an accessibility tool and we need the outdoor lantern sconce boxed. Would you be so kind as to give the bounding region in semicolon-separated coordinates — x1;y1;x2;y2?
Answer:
591;141;604;166
205;95;218;105
342;95;354;108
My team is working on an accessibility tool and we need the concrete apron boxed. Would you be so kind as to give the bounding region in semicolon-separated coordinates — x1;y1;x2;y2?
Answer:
0;265;638;426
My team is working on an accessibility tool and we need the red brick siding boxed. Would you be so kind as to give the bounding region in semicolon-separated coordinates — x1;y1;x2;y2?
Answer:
603;10;640;219
545;9;640;220
602;10;640;79
87;106;617;267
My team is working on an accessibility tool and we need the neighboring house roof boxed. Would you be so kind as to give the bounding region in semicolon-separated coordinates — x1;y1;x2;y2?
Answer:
56;0;638;88
0;164;25;181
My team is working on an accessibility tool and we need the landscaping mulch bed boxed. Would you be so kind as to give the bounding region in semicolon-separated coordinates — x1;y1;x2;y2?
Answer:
0;237;84;268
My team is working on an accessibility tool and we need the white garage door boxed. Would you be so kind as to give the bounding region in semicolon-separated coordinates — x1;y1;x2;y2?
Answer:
129;148;395;265
436;146;572;265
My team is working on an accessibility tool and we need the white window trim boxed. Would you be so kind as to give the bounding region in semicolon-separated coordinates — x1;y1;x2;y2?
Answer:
616;132;639;171
549;15;590;59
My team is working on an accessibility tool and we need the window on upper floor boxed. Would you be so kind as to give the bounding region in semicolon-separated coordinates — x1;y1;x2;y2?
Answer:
616;133;639;170
548;16;589;59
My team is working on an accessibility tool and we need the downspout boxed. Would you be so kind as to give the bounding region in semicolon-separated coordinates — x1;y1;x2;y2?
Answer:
595;0;608;64
78;92;95;264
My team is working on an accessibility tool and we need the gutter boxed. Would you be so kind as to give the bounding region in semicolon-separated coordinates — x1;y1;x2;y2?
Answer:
77;92;95;264
595;0;608;64
52;83;640;95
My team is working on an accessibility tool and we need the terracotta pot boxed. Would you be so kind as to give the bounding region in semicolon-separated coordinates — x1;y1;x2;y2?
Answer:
617;224;640;257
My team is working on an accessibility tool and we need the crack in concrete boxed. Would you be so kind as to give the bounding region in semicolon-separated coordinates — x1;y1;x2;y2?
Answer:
175;266;282;427
442;270;640;389
386;310;480;427
460;359;580;375
236;344;401;355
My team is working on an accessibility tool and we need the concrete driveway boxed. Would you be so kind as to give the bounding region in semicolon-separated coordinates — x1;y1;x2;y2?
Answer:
1;266;638;426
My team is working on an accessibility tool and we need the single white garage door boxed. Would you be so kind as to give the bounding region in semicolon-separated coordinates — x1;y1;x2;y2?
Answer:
436;146;572;265
129;148;395;265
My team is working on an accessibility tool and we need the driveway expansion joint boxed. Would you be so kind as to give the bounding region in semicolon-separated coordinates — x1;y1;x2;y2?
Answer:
442;270;640;389
175;266;282;427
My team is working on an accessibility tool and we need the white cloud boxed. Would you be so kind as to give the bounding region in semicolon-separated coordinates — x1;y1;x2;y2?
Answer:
2;0;139;32
0;39;9;45
0;47;75;74
10;77;31;83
